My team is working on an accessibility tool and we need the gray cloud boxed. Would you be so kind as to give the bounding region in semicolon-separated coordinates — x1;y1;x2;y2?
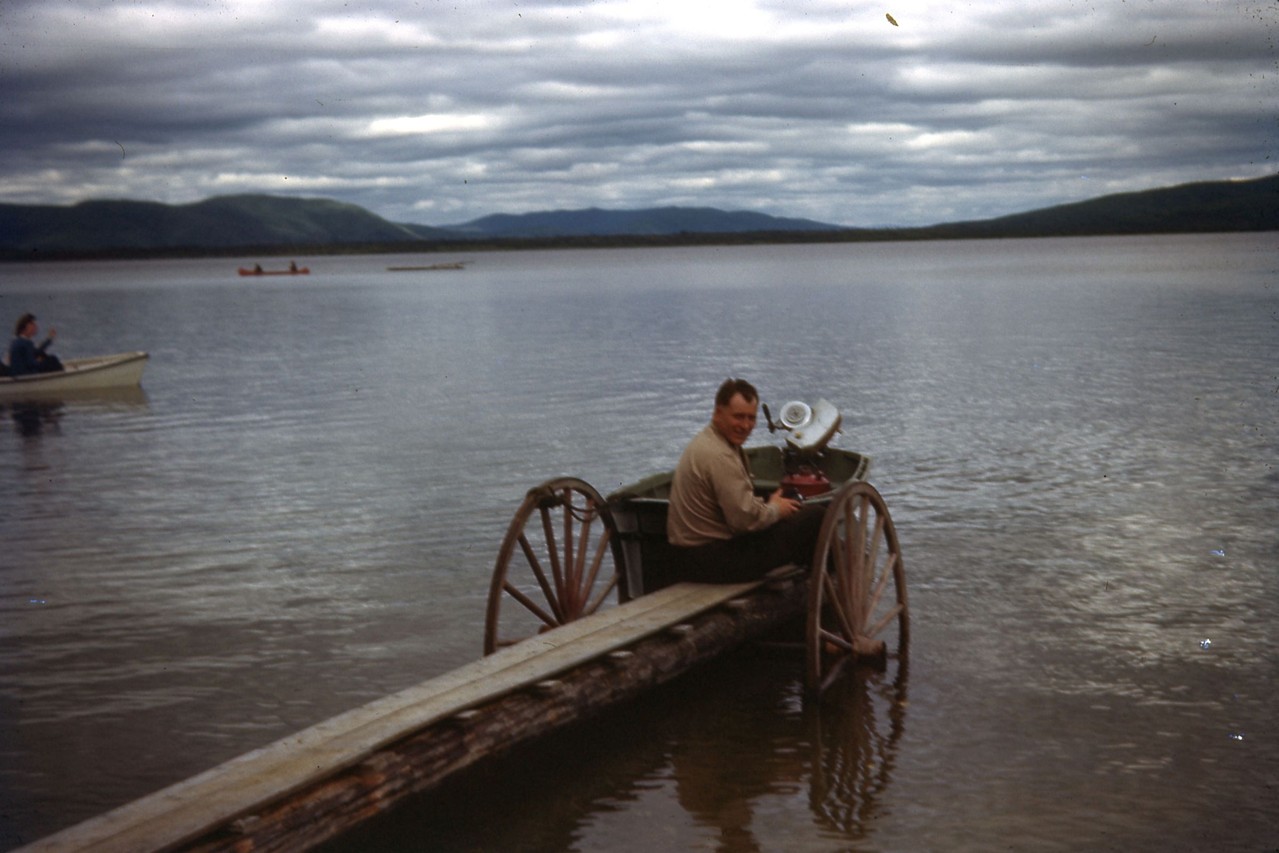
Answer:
3;0;1274;227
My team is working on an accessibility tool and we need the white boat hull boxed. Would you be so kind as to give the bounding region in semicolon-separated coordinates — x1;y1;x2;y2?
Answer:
0;351;149;398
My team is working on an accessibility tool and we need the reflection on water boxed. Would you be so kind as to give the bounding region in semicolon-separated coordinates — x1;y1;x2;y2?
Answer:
3;385;147;431
321;646;909;853
667;653;910;853
2;388;149;437
807;659;908;841
3;400;65;437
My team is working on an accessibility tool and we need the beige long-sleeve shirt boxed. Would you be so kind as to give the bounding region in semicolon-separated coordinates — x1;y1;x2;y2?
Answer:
666;423;779;547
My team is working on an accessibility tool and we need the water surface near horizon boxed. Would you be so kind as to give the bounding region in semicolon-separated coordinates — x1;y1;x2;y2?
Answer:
1;234;1276;851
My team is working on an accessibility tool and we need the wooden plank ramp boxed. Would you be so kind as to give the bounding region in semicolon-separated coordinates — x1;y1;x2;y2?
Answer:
19;571;807;853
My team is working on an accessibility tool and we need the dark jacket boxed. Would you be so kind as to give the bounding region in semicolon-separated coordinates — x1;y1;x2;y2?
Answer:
7;336;54;377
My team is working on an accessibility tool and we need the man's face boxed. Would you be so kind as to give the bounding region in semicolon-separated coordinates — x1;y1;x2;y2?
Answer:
712;393;758;447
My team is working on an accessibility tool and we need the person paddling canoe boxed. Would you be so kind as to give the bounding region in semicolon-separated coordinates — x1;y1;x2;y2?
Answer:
6;313;65;377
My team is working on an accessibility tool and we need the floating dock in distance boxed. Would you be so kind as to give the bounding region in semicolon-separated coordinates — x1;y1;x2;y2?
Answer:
18;572;807;853
386;261;468;271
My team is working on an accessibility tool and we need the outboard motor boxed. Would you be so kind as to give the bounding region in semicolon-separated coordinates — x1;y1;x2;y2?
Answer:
764;398;843;499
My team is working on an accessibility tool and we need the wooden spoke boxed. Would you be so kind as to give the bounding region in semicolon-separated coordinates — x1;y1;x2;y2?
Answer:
515;532;562;623
484;478;622;655
806;481;909;694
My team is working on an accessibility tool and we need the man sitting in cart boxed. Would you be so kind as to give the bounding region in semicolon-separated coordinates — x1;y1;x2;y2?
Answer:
666;378;826;583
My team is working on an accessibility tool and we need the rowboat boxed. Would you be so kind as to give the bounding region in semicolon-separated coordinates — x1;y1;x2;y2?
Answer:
606;442;871;597
238;266;309;276
483;397;908;692
0;351;149;398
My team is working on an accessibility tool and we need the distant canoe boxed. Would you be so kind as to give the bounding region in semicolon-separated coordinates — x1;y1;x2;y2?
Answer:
387;262;468;271
0;351;149;398
238;266;310;277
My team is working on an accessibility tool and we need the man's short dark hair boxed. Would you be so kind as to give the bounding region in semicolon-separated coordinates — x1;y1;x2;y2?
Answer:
715;378;758;408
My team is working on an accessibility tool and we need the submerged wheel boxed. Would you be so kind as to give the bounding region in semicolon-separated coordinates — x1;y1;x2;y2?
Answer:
806;481;909;694
483;477;621;655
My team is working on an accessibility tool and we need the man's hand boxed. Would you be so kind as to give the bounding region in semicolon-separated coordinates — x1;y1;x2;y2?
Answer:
767;489;802;519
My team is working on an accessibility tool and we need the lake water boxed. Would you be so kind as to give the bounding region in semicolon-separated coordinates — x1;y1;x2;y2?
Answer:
1;234;1276;851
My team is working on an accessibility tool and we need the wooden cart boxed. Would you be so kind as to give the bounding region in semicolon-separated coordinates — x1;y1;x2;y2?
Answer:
484;400;910;694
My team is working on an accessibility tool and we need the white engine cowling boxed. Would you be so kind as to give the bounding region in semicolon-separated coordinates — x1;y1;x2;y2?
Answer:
781;398;842;451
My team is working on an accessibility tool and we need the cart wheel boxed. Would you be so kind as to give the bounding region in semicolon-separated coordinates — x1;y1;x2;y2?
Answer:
483;477;621;655
806;481;909;694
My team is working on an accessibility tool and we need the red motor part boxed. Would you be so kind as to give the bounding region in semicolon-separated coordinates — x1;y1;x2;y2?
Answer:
781;467;832;498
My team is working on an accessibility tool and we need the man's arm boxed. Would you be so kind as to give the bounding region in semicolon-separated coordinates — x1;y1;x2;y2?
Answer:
709;452;782;534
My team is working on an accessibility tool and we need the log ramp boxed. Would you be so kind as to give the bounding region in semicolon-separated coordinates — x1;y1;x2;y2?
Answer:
20;569;808;853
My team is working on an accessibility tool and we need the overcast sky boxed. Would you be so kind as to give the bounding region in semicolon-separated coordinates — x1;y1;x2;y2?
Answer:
3;0;1275;228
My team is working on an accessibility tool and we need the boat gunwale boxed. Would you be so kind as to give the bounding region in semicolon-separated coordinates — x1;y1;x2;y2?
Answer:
0;351;149;396
607;444;871;505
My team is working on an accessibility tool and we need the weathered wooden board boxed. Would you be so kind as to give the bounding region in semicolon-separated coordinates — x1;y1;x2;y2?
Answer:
191;573;808;853
19;578;777;853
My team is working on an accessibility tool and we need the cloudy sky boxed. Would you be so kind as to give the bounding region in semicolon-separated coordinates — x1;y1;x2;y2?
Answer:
3;0;1275;228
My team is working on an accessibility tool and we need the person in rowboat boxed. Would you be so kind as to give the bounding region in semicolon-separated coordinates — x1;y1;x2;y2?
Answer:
6;313;64;377
666;377;825;582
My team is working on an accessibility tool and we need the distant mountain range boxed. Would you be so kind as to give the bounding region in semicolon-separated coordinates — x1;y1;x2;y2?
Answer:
0;174;1274;258
439;206;842;239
